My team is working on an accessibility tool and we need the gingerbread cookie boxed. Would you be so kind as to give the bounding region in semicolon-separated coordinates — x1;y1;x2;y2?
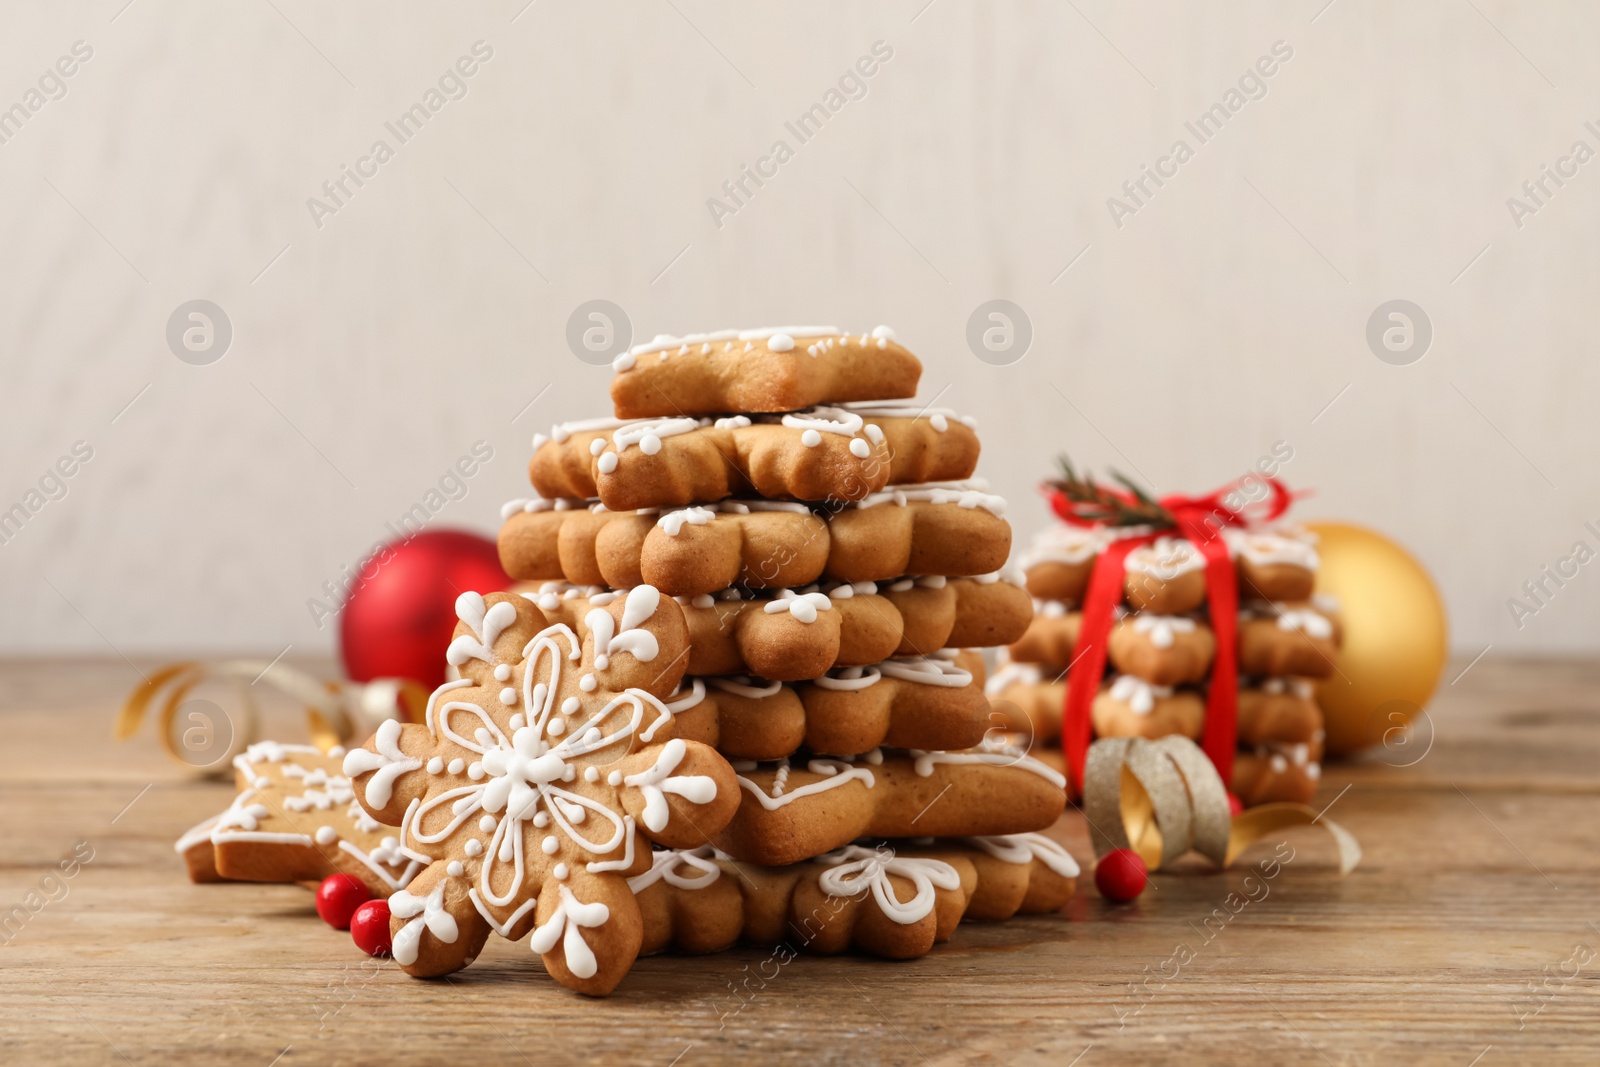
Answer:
1020;524;1104;604
634;834;1078;960
528;410;980;512
902;833;1080;920
609;327;921;418
1233;739;1323;806
714;743;1067;867
1007;602;1083;670
1124;537;1208;614
1236;678;1323;747
880;572;1033;657
983;662;1064;745
1107;614;1215;686
1227;526;1318;602
342;590;742;995
499;486;1012;597
1091;676;1205;741
199;741;420;896
634;844;966;960
1238;602;1340;679
668;652;991;760
679;585;904;680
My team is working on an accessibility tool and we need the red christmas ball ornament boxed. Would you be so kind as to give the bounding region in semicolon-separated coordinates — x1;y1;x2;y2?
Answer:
339;529;510;688
1095;848;1148;903
1227;793;1245;818
315;873;372;930
350;898;393;957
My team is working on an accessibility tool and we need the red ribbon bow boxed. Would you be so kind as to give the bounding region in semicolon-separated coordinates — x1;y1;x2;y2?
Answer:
1049;477;1293;797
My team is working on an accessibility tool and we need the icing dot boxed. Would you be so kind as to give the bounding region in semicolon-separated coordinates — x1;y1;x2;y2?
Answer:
607;771;624;786
580;674;597;692
801;429;822;447
494;664;512;682
315;826;337;845
533;811;550;827
464;839;483;857
597;452;618;474
589;438;606;456
447;861;464;877
640;434;662;455
561;697;580;714
468;762;486;780
554;863;570;881
849;438;871;458
480;815;497;832
768;332;795;352
427;757;444;774
500;687;519;705
542;835;559;855
584;766;600;782
509;714;526;730
931;413;949;432
448;759;465;775
548;719;566;736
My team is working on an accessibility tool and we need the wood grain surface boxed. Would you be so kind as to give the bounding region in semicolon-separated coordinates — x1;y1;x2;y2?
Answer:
2;656;1598;1066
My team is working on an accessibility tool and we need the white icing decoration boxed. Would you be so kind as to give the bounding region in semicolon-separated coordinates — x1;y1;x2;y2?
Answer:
1225;526;1320;570
707;676;784;699
1131;614;1196;650
389;886;459;966
529;884;610;979
736;758;876;810
1107;674;1173;715
964;833;1081;878
343;719;421;809
815;845;961;925
621;738;718;833
762;589;833;623
813;666;883;692
983;661;1044;697
1276;607;1334;640
627;846;722;893
446;593;519;667
853;480;1006;517
879;657;973;688
657;507;716;536
908;739;1067;789
1125;537;1206;579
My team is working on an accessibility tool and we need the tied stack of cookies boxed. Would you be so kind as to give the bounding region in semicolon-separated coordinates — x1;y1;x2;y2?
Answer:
988;468;1341;807
455;325;1072;992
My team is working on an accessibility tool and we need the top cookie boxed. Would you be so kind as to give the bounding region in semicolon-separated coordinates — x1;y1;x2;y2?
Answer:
610;326;921;418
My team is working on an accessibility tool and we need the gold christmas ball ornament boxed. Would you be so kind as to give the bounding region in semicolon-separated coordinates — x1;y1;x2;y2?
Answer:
1305;522;1449;755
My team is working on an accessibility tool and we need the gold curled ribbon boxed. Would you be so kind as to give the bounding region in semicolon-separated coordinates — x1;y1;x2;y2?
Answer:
1083;735;1361;874
115;660;428;777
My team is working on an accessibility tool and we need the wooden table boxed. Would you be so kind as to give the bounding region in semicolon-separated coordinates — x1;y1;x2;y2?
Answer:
3;656;1598;1065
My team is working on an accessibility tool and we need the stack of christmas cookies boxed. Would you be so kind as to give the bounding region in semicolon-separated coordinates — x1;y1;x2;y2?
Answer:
990;509;1339;807
305;326;1075;995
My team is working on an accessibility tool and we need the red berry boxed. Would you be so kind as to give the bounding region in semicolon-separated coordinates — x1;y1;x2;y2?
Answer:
315;874;372;930
1227;793;1245;817
1095;848;1148;902
350;899;392;957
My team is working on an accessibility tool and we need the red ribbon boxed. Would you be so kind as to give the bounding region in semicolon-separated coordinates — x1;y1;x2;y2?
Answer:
1052;477;1292;797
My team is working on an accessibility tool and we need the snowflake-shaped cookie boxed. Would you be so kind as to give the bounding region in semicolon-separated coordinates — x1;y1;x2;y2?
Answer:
343;588;739;995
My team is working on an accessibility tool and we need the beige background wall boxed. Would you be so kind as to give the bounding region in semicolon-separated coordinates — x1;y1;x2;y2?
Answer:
2;1;1595;656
